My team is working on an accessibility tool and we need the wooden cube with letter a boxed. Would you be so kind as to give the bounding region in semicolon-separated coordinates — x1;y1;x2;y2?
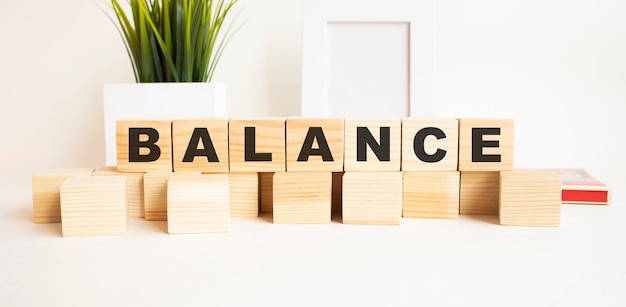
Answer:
32;168;94;223
458;119;514;171
229;118;286;172
403;171;460;219
500;170;561;227
401;118;458;171
116;120;173;172
344;119;401;171
273;172;331;224
167;174;230;234
93;166;145;218
342;172;402;225
172;119;229;173
460;171;499;215
60;176;127;237
286;118;343;172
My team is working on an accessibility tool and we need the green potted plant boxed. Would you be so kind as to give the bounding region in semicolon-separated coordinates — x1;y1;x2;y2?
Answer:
103;0;239;166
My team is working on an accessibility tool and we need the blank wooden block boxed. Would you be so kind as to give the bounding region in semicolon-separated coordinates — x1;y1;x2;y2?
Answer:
144;172;173;221
172;119;229;173
342;172;402;225
273;172;331;224
332;172;344;214
93;166;145;218
460;171;499;215
500;170;561;227
458;119;514;171
229;118;286;172
167;174;230;234
32;168;94;223
403;171;460;219
286;118;343;172
259;172;274;213
344;119;401;171
226;173;259;217
401;118;459;171
116;120;173;172
60;176;127;237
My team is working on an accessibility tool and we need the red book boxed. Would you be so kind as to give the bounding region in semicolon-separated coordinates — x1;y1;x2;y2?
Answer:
549;169;611;205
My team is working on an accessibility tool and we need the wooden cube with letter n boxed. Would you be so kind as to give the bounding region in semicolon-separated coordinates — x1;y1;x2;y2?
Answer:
172;119;229;173
403;171;460;219
458;119;514;171
499;170;561;227
273;172;331;224
229;118;286;172
286;118;343;172
342;172;402;225
116;120;173;172
32;168;94;223
401;118;458;171
344;119;401;171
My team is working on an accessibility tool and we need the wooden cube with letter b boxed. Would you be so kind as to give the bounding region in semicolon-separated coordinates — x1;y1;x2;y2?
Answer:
458;119;514;171
229;118;286;172
286;118;343;172
116;120;173;172
403;171;460;219
499;170;561;227
172;119;229;173
401;118;458;171
342;172;402;225
272;172;332;224
344;119;401;171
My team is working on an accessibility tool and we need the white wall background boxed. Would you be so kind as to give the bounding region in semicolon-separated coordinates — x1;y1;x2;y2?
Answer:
1;0;624;190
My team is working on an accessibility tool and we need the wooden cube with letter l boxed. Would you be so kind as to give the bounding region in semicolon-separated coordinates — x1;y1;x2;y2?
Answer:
172;118;229;173
401;118;458;171
286;118;343;172
403;171;460;219
344;119;401;172
342;172;402;225
32;168;94;223
458;119;514;171
272;172;332;224
229;118;286;172
499;170;561;227
116;120;173;172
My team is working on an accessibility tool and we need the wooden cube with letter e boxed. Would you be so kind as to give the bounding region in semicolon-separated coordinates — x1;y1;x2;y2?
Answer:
229;118;286;172
458;119;514;171
344;119;401;172
172;118;229;173
116;120;173;172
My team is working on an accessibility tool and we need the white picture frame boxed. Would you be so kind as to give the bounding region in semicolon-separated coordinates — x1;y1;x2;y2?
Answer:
301;0;434;117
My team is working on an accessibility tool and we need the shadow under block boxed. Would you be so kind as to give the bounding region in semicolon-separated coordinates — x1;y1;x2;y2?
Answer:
172;119;229;173
226;173;259;217
93;166;145;218
32;168;94;223
344;119;401;172
167;174;230;234
403;171;460;219
229;118;286;172
272;172;332;224
116;120;173;172
60;176;128;237
460;171;500;215
332;172;344;214
342;172;402;225
499;171;561;227
401;118;459;171
259;172;274;213
143;172;173;221
286;118;344;172
458;119;514;171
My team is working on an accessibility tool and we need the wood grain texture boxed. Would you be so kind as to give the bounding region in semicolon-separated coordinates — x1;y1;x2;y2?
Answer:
60;176;127;237
167;174;230;234
460;171;499;215
499;170;561;227
272;172;332;224
259;172;274;213
227;173;259;217
286;118;344;172
172;119;229;173
144;172;173;221
342;172;402;225
344;119;401;172
458;119;514;171
228;118;286;172
32;168;94;223
93;166;145;218
116;120;173;173
401;118;459;171
403;171;460;219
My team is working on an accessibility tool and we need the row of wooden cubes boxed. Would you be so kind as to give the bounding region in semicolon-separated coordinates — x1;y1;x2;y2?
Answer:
117;118;514;173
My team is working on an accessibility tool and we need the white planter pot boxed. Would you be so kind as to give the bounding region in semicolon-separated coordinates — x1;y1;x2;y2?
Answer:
103;82;226;166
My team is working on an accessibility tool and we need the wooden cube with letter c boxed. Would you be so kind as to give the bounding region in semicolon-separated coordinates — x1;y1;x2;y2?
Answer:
401;118;458;171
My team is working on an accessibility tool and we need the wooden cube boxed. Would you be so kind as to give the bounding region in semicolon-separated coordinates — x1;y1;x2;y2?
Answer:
60;176;127;237
500;170;561;227
344;119;401;171
401;118;459;171
342;172;402;225
144;172;173;221
332;172;344;214
225;173;259;217
460;171;499;215
167;174;230;234
273;172;331;224
172;119;229;173
458;119;514;171
116;120;173;172
229;118;286;172
259;172;274;213
403;171;460;219
32;168;94;223
286;118;343;172
93;166;145;218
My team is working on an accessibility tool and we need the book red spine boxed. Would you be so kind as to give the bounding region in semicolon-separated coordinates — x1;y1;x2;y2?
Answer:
562;189;609;203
